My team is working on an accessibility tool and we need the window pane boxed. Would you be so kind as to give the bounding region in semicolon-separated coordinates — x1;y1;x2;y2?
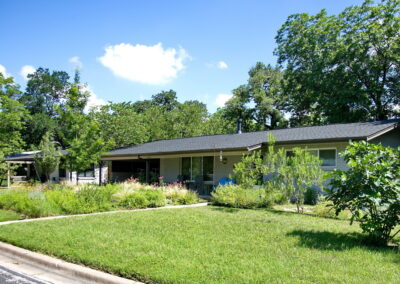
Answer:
203;156;214;181
320;149;336;166
182;157;191;180
192;157;202;180
85;169;94;177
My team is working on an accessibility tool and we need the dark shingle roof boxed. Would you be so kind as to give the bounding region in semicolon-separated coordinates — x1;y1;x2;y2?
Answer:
5;150;68;161
104;119;399;157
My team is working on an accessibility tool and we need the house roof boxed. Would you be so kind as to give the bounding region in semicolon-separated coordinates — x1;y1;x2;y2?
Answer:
104;119;400;157
5;150;68;162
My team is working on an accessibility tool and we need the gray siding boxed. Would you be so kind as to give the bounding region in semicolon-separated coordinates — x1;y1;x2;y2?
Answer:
370;128;400;148
160;158;180;183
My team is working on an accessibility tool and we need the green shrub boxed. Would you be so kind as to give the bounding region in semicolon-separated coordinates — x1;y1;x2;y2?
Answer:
75;184;117;213
212;185;273;209
142;190;166;207
328;141;400;246
304;187;319;205
314;201;351;220
175;190;199;205
119;191;149;209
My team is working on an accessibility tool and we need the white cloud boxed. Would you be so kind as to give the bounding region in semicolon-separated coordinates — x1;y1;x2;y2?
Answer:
0;64;11;78
98;42;190;84
81;85;107;113
215;93;233;107
69;56;83;69
20;65;36;80
217;61;228;69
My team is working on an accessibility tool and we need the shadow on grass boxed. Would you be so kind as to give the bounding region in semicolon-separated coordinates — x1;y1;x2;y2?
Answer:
210;207;241;213
287;229;399;253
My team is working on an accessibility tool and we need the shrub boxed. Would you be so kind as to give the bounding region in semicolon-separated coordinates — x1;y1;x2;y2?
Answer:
328;141;400;246
314;201;351;220
119;191;149;209
304;186;319;205
142;190;166;208
75;184;117;213
212;185;273;209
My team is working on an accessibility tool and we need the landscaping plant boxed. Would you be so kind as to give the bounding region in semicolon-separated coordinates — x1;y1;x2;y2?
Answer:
328;141;400;246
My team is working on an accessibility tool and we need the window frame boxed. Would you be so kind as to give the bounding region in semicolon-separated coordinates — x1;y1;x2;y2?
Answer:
285;148;337;168
78;164;95;178
181;156;214;183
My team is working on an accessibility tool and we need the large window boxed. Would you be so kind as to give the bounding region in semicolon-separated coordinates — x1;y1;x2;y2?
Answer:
286;149;337;167
78;165;95;177
181;156;214;181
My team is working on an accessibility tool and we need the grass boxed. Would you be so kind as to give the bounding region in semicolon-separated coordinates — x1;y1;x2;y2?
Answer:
0;209;22;222
0;206;398;283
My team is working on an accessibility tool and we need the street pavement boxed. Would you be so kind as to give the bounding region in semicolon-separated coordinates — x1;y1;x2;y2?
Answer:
0;265;52;284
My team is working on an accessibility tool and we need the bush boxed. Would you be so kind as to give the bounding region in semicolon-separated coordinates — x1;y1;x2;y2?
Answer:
212;185;273;209
304;186;319;205
314;201;351;220
75;184;116;213
328;141;400;246
118;189;166;209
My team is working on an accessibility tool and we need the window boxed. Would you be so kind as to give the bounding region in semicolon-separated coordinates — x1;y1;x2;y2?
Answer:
78;165;95;177
319;149;336;167
59;167;66;178
181;156;214;181
285;149;337;167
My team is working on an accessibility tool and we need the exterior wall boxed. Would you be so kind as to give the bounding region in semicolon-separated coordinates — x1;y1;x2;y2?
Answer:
275;141;350;172
65;163;109;185
370;128;400;148
160;155;242;185
160;158;180;183
214;155;242;182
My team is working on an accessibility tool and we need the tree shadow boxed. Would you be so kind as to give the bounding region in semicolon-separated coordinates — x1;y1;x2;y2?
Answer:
209;206;240;213
287;229;399;253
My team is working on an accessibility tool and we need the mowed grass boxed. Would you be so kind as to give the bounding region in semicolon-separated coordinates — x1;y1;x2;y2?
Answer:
0;206;398;283
0;209;22;222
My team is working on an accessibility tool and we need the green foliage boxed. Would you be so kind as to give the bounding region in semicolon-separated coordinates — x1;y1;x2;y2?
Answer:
59;84;110;176
222;63;287;131
118;190;166;209
328;141;400;246
212;185;274;209
314;201;352;220
275;0;400;125
304;187;320;205
233;151;264;188
279;147;324;213
34;131;60;181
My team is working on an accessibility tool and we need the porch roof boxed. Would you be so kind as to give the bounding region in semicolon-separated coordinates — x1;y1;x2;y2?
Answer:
103;119;399;157
5;150;68;162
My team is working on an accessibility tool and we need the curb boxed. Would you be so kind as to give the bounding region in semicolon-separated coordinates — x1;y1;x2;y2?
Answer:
0;242;142;284
0;202;209;226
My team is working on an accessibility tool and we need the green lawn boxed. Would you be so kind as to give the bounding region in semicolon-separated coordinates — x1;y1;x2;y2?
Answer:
0;206;398;283
0;209;22;222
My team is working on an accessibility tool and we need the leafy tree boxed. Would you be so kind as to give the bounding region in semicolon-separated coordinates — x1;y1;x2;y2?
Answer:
0;74;27;184
151;89;178;111
203;109;236;135
92;103;149;148
58;84;110;183
19;67;70;116
233;151;265;188
34;131;60;182
328;141;400;246
280;147;324;213
223;63;287;131
275;0;400;125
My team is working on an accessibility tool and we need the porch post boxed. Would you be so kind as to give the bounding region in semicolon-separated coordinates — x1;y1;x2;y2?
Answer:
99;161;102;186
145;160;150;183
6;162;10;188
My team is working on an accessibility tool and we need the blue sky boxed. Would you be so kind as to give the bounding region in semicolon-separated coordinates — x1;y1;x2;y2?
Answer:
0;0;363;112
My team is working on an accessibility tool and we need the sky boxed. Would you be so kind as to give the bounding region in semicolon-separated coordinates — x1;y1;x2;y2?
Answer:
0;0;364;113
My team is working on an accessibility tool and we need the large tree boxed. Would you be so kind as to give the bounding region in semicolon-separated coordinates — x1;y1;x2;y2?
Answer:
34;131;60;182
0;74;27;184
223;63;287;131
275;0;400;125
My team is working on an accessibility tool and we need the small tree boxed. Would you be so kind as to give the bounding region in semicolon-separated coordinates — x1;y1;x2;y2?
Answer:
279;148;324;213
34;131;60;182
233;151;264;188
328;142;400;246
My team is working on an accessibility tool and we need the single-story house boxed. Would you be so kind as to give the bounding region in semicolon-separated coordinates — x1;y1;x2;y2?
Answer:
5;119;400;194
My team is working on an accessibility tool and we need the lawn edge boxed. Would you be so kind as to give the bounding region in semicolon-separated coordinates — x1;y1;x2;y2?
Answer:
0;241;142;284
0;202;209;225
